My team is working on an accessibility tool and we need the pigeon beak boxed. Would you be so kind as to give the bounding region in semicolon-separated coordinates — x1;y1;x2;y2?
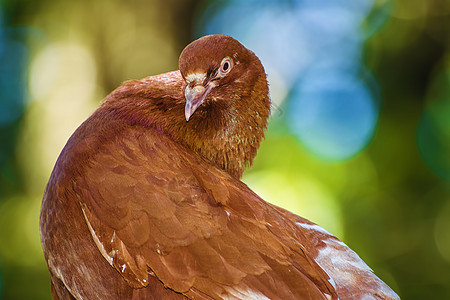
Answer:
184;84;212;122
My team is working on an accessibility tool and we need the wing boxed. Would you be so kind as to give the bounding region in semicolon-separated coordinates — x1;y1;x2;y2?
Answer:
269;205;400;299
71;122;337;299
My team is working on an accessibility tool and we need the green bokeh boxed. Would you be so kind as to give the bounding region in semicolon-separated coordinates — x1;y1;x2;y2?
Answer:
0;0;449;299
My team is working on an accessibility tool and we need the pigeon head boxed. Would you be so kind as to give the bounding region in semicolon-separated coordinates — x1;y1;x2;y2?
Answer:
179;34;269;122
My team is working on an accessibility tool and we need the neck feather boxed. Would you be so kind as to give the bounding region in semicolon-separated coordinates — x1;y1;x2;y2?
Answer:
102;70;270;179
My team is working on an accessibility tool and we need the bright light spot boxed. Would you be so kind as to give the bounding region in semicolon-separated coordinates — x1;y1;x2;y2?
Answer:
29;42;97;103
265;67;288;112
20;43;98;191
289;68;378;161
244;170;343;238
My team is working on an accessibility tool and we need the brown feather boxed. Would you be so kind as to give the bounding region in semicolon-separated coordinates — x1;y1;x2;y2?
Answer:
40;35;399;299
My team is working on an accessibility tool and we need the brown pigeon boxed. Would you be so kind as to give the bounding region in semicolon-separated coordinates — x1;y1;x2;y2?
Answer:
40;34;400;299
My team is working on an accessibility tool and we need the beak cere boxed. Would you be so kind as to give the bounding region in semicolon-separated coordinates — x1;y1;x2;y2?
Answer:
184;84;212;122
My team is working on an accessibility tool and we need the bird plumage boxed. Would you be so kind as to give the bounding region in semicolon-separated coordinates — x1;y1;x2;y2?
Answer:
40;34;399;299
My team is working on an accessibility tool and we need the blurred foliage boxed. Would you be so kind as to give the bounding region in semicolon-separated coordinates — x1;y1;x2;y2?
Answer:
0;0;449;299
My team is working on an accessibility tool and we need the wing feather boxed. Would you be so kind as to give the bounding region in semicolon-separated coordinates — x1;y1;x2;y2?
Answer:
73;124;336;299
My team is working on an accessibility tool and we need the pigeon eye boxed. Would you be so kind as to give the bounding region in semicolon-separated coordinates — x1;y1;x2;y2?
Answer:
222;61;230;72
218;57;233;76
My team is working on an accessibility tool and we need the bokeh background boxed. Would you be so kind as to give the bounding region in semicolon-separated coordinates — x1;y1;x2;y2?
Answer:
0;0;449;299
